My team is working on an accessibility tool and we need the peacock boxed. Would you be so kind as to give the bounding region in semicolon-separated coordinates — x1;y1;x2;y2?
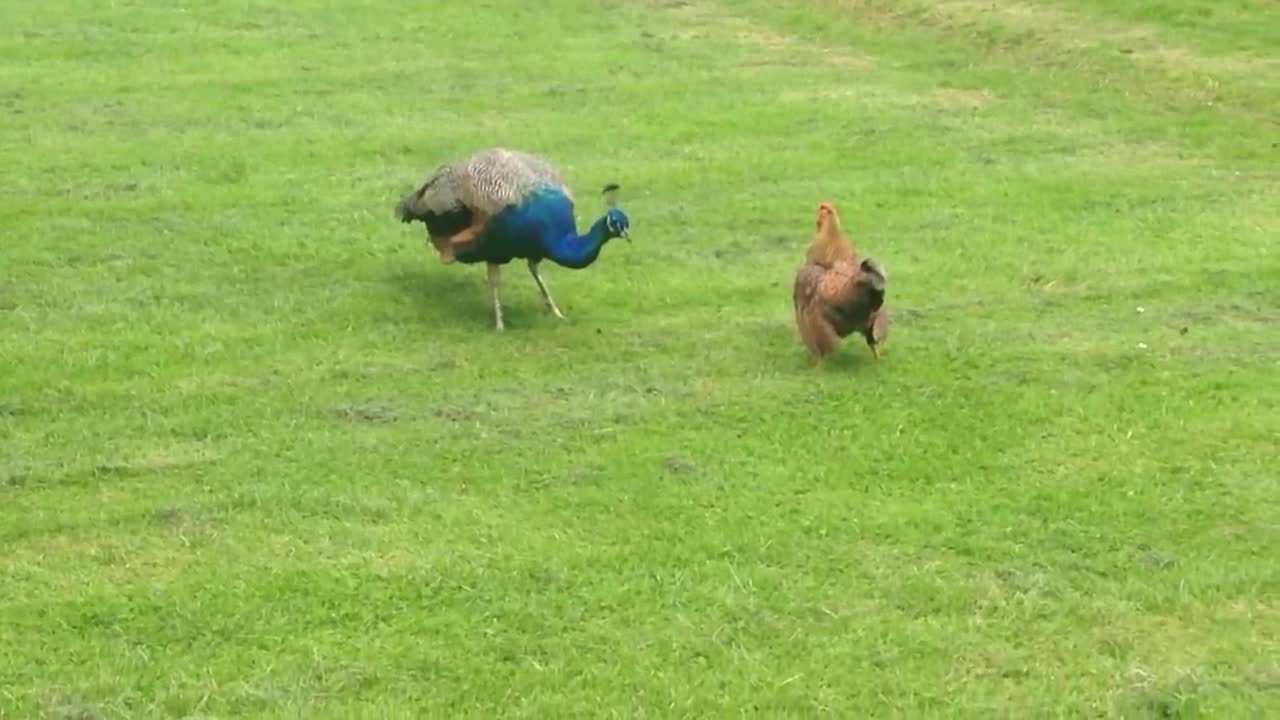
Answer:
394;148;631;330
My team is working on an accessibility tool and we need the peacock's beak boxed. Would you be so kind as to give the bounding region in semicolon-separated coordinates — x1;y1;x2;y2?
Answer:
621;228;631;241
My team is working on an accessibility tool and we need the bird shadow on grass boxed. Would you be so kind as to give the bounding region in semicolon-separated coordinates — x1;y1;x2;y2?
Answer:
385;265;490;327
745;317;868;374
384;265;537;330
823;349;885;373
752;319;888;374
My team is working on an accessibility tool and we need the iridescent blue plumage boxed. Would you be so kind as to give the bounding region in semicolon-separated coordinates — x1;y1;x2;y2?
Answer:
456;187;629;269
395;148;630;330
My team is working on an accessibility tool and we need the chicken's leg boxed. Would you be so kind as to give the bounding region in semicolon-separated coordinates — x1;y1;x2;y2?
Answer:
487;262;504;331
527;260;565;319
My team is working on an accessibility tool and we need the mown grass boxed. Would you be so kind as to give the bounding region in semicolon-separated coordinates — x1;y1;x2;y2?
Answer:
2;0;1277;716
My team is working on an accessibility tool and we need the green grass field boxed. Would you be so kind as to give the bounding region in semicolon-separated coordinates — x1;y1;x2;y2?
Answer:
3;0;1278;716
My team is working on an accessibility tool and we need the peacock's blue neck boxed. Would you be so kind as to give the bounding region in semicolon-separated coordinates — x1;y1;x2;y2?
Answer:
463;188;615;269
544;216;611;269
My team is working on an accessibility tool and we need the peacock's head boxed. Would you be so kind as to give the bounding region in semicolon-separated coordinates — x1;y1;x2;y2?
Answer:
604;208;630;241
602;183;631;242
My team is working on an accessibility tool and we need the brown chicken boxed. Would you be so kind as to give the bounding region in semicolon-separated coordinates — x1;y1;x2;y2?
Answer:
792;202;890;367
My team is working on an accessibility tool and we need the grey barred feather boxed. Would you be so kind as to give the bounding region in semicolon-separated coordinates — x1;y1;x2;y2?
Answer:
398;148;573;222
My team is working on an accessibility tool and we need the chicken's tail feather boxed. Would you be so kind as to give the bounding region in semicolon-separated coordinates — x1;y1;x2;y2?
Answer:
859;258;886;287
869;307;890;345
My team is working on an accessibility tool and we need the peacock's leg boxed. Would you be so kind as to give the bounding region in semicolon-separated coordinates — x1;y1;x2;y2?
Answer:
487;262;504;331
527;260;565;319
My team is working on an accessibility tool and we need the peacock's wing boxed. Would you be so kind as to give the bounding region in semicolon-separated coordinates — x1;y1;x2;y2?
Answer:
508;150;574;203
459;148;573;215
396;161;467;224
396;148;577;257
